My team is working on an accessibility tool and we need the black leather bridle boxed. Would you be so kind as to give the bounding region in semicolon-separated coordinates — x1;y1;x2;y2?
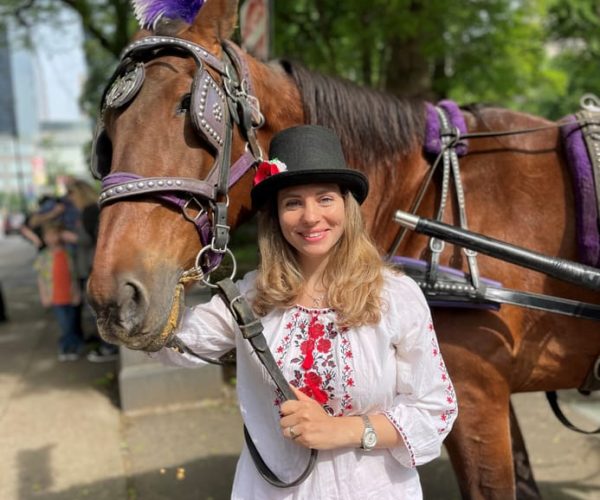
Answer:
91;35;264;273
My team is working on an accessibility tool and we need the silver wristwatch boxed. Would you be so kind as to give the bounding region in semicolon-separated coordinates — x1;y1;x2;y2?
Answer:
360;415;377;451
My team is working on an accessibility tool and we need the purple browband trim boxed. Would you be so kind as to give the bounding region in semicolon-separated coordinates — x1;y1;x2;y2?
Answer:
424;100;469;158
560;116;600;267
99;151;258;271
101;172;213;239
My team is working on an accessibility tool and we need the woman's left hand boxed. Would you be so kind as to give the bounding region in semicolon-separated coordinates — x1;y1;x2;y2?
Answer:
279;386;358;450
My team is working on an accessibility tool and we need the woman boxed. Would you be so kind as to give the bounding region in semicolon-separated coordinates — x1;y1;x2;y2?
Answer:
152;125;457;498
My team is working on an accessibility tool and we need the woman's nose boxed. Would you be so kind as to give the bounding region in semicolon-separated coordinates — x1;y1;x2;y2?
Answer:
301;200;320;224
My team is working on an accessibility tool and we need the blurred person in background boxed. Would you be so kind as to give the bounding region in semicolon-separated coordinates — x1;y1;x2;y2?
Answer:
34;221;83;361
19;194;60;251
61;179;118;362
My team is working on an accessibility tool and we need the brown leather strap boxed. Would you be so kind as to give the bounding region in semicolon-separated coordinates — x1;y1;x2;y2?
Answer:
215;278;318;488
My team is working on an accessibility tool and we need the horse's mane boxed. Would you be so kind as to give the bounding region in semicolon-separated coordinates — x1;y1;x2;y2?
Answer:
281;60;426;170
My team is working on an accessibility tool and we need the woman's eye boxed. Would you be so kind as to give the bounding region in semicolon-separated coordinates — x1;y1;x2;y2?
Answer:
285;199;301;208
176;94;192;114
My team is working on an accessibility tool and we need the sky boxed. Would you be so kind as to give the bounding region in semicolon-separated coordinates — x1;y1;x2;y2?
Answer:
30;9;87;122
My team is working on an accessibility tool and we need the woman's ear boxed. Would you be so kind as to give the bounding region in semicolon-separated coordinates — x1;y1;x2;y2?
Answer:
189;0;239;51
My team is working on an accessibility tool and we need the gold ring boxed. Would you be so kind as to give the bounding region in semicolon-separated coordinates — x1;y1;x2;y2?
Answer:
289;426;298;439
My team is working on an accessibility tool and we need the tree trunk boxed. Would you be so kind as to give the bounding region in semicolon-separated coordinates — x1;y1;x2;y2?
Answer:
384;35;435;100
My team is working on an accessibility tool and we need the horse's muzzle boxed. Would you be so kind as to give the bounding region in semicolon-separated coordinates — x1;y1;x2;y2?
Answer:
89;274;177;351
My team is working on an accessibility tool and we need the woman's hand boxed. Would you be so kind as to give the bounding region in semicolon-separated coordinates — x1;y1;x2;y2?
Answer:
279;386;361;450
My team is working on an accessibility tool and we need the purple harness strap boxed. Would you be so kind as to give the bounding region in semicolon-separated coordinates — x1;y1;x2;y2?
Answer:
561;116;600;267
424;100;469;158
100;150;258;270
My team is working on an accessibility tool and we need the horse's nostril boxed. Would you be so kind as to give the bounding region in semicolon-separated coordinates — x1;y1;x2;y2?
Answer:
117;279;149;331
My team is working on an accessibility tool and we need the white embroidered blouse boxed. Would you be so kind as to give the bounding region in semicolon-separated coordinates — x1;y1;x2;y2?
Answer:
153;269;457;499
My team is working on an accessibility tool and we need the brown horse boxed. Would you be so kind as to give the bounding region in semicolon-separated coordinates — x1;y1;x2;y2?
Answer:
87;1;600;498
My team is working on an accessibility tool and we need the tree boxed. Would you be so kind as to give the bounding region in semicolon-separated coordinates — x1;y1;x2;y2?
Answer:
274;0;566;115
2;0;599;119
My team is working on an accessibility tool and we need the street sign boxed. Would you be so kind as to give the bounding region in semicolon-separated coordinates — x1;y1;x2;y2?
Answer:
240;0;271;60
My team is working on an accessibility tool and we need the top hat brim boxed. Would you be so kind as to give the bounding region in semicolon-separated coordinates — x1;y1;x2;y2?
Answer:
251;169;369;209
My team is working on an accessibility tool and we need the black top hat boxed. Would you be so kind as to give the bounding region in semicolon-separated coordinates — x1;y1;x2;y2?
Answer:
251;125;369;209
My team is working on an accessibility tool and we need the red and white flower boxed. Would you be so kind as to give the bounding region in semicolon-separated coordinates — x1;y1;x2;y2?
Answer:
253;158;287;186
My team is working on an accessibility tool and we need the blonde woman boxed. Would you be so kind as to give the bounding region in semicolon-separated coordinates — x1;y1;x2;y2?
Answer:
152;125;457;499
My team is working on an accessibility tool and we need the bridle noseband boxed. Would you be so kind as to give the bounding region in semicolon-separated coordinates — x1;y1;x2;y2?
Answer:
91;35;264;275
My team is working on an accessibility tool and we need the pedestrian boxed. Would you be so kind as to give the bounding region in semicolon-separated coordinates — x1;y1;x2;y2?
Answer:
61;179;118;362
34;221;83;361
147;125;457;498
19;194;61;251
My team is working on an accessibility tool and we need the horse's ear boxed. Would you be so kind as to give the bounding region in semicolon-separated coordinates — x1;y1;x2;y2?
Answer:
189;0;238;48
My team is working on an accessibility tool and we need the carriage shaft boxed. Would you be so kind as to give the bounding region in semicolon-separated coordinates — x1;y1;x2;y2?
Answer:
394;210;600;292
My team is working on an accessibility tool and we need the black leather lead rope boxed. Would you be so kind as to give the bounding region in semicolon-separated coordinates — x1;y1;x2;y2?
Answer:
545;391;600;434
215;278;318;488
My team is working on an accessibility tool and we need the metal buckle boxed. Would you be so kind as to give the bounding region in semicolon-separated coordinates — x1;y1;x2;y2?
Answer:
430;238;445;254
182;196;206;223
210;224;231;253
228;294;245;320
194;246;237;288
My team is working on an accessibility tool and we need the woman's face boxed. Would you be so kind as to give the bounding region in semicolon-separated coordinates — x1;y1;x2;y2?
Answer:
277;183;345;269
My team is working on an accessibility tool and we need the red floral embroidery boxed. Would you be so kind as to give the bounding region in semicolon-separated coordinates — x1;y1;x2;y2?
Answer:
273;306;355;416
317;338;331;352
428;322;457;434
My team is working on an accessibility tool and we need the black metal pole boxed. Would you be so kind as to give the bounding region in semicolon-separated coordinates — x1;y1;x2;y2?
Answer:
394;210;600;292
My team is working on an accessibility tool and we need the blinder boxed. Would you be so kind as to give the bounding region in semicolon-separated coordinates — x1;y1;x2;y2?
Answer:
90;35;264;272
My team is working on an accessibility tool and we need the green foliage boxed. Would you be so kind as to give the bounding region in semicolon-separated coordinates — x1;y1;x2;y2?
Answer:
1;0;599;121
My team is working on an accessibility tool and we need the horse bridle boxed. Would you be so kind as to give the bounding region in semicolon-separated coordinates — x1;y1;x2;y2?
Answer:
91;35;264;274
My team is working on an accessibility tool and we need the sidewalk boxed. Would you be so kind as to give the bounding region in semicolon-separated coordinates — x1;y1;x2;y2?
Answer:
0;236;598;499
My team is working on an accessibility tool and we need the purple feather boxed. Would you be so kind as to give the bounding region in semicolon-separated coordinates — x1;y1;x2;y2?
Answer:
133;0;205;29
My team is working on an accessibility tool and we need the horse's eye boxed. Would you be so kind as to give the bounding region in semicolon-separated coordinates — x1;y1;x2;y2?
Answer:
177;94;192;115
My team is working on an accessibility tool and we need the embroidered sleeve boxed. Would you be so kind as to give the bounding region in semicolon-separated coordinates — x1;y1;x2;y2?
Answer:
382;275;458;468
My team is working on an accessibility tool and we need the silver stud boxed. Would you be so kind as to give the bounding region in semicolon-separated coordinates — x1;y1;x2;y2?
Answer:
116;186;123;193
175;180;182;186
148;181;154;187
167;180;173;186
158;180;164;186
137;182;145;188
126;183;134;190
107;189;114;195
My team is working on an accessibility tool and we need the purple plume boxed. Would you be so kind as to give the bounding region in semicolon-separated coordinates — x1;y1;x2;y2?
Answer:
133;0;205;29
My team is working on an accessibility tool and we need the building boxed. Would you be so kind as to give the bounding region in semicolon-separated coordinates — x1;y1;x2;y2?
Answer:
0;22;38;209
0;19;92;211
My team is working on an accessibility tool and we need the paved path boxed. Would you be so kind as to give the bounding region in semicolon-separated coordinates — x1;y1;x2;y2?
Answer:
0;236;599;499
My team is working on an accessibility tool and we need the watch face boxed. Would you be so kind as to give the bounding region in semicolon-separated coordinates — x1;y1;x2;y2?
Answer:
364;430;377;449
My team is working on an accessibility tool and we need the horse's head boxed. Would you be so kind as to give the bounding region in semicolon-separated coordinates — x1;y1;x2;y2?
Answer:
87;0;302;350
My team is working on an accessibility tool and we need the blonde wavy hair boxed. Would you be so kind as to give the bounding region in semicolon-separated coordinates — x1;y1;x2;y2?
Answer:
253;191;386;327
